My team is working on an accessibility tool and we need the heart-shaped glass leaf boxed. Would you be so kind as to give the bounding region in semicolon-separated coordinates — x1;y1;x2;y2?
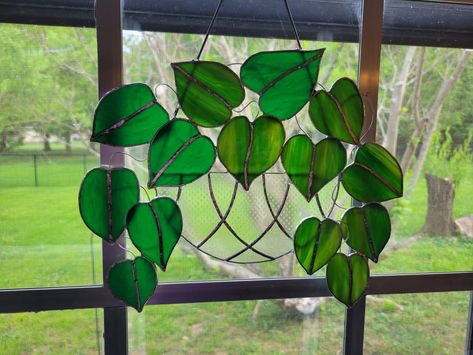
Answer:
240;49;324;120
341;143;403;202
294;217;342;275
172;61;245;127
108;256;157;312
217;116;285;190
79;167;139;243
281;135;346;201
309;78;363;145
148;119;216;188
127;197;183;271
326;253;369;307
91;83;169;146
341;203;391;262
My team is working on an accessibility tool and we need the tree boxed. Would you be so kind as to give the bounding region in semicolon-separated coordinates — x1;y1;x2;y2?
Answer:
422;129;472;235
0;24;98;153
0;25;37;151
30;27;98;153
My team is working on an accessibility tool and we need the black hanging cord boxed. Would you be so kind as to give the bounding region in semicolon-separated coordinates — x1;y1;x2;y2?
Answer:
283;0;302;50
196;0;224;60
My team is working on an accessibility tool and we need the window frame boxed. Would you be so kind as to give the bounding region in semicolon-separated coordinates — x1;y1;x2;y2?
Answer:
0;0;472;354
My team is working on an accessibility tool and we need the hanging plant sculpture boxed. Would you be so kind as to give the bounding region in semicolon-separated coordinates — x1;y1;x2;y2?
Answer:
78;1;403;312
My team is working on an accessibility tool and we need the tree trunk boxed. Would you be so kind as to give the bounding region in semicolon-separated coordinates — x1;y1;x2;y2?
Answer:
407;50;471;193
400;120;427;172
384;47;417;155
43;133;51;152
0;130;6;152
65;133;72;155
423;174;455;236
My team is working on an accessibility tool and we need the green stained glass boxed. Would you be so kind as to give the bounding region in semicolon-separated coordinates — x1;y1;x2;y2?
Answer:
217;116;285;190
127;197;183;271
294;218;342;275
326;253;369;307
341;203;391;262
281;135;346;201
309;78;363;144
148;119;216;188
91;83;169;146
240;49;324;120
79;167;139;242
342;143;403;202
108;256;157;312
172;61;245;127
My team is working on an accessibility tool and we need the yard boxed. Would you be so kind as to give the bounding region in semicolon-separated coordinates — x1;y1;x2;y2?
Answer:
0;144;472;354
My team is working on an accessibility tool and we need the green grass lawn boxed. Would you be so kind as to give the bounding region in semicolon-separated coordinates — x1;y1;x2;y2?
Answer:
0;148;472;354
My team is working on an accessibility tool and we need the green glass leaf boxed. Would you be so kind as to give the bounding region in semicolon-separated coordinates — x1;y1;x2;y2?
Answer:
281;135;346;201
172;61;245;127
341;143;403;202
341;203;391;262
91;83;169;146
148;119;216;188
240;49;324;120
309;78;363;144
326;253;369;307
294;218;342;275
217;116;285;190
108;256;157;312
127;197;183;271
79;167;139;242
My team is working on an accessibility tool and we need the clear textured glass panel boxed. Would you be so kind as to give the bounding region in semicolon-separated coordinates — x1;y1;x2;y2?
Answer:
364;292;470;354
0;309;104;354
128;299;345;354
122;0;361;280
0;23;102;287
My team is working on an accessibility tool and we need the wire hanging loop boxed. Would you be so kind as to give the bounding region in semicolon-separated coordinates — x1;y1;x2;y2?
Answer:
196;0;302;61
196;0;225;60
283;0;302;50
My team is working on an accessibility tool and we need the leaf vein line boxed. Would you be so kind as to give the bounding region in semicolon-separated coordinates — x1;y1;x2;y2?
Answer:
148;202;165;270
106;170;113;242
353;162;400;196
308;222;322;273
148;134;200;188
260;51;323;95
172;64;233;110
328;92;359;145
243;122;254;190
362;209;377;262
93;100;157;139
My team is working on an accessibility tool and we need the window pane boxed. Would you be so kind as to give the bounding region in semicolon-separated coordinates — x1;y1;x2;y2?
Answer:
364;292;470;353
0;23;102;288
0;309;103;354
121;0;361;281
371;1;473;273
128;298;344;354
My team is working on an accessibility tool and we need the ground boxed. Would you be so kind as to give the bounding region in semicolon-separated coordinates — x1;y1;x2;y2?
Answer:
0;144;471;354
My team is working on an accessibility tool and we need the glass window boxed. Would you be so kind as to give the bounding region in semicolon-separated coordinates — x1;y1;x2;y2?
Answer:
0;23;102;288
128;299;344;354
371;4;473;273
364;292;470;353
0;309;104;353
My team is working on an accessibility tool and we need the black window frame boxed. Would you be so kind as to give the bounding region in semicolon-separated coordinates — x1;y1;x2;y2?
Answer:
0;1;472;354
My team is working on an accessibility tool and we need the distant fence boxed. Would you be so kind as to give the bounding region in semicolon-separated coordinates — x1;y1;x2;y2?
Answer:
0;152;99;188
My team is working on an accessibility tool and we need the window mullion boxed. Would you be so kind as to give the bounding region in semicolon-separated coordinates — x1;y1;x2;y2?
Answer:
343;0;385;354
466;292;473;354
96;0;128;354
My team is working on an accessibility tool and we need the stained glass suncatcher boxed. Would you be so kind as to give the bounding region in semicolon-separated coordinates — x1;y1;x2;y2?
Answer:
78;0;404;311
